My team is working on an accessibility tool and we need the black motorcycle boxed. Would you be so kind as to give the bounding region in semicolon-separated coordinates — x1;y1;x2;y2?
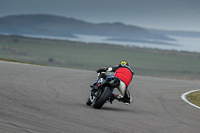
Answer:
86;72;121;109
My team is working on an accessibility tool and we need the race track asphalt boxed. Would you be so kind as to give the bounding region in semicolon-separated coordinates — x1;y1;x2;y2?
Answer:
0;61;200;133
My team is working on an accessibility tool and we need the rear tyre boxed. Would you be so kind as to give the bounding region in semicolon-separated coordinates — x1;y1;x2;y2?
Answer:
93;87;112;109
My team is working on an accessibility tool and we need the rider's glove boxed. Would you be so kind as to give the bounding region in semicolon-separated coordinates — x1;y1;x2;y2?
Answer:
96;67;107;73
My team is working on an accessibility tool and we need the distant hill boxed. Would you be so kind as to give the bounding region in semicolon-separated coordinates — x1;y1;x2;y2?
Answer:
0;14;176;43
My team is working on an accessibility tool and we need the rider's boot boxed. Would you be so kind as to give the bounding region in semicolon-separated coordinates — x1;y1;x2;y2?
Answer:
86;97;92;106
122;96;132;105
86;91;93;106
116;89;132;105
115;95;132;105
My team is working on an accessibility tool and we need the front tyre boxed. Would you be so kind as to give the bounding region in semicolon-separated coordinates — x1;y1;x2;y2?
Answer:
93;87;112;109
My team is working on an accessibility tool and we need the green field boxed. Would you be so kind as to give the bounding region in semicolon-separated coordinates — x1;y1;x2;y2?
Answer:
0;34;200;80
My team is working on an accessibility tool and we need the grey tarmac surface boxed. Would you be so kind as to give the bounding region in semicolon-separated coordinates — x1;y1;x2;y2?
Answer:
0;61;200;133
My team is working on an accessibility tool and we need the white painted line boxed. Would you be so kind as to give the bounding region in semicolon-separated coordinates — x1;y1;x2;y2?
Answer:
181;89;200;110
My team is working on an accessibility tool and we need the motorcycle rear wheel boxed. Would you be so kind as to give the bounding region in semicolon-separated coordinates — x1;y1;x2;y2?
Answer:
93;87;112;109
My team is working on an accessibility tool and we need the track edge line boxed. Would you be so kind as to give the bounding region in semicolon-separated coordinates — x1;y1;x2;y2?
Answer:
181;89;200;110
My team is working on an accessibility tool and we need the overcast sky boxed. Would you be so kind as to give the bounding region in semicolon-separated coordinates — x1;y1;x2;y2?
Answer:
0;0;200;31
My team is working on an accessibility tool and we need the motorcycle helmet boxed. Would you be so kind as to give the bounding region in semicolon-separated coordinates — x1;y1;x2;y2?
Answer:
119;60;129;66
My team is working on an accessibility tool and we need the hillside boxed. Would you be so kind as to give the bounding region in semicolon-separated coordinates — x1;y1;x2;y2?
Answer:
0;14;175;43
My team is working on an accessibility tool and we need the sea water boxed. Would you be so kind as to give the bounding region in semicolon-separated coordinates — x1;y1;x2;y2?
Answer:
1;33;200;53
71;34;200;53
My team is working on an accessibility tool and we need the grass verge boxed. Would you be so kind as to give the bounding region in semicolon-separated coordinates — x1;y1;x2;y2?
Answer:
187;91;200;107
0;57;46;66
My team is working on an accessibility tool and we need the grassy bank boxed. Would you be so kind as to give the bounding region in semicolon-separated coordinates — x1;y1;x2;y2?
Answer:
0;34;200;81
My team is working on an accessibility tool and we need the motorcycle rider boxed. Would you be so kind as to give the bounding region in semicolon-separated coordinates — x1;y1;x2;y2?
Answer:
86;60;134;105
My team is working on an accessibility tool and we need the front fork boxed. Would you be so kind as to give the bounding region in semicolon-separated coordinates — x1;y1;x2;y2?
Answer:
90;78;103;103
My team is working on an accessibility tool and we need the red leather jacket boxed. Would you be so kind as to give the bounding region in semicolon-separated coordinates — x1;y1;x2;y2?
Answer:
108;65;134;87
